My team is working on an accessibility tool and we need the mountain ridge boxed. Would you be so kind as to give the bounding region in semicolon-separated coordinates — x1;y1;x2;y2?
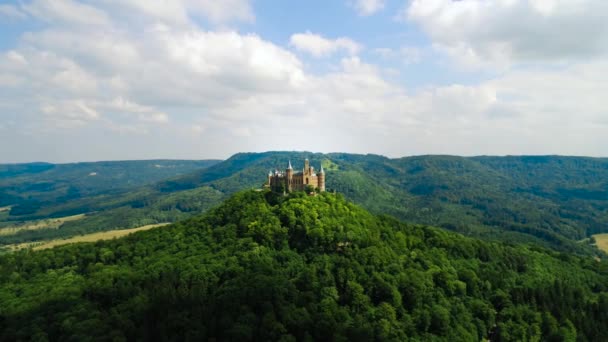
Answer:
1;153;607;256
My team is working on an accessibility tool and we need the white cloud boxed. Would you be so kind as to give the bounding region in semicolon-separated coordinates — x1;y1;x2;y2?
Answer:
374;46;423;64
190;0;254;23
351;0;385;16
23;0;111;26
405;0;608;68
164;30;305;91
40;100;100;129
0;4;27;19
97;0;254;25
106;97;169;124
6;51;26;64
290;32;362;58
1;0;608;162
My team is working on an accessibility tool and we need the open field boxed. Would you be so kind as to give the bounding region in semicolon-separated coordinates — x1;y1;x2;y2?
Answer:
3;223;169;252
592;233;608;253
34;223;170;250
0;206;11;212
0;214;86;236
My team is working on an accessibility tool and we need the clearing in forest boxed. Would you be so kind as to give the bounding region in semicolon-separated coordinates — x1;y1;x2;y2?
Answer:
593;233;608;253
33;223;169;250
1;223;169;252
0;214;86;236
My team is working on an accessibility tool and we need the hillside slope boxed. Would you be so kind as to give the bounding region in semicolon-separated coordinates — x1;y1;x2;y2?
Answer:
0;159;220;213
2;152;607;256
133;152;608;254
1;190;607;341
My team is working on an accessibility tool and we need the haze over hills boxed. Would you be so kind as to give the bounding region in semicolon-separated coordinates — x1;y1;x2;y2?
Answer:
1;190;607;340
0;159;221;211
1;152;607;257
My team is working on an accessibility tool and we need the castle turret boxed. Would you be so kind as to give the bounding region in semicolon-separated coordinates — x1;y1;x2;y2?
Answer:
267;170;273;188
318;165;325;192
286;160;293;192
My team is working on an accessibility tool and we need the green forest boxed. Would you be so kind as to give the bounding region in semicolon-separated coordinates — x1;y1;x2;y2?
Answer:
0;159;220;214
1;190;607;341
4;153;607;257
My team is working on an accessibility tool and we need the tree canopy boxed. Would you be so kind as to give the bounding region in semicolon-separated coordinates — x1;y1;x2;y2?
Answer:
1;190;607;341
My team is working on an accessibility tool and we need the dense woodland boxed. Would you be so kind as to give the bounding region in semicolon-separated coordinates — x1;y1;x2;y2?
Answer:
3;153;607;257
0;159;220;213
1;190;607;341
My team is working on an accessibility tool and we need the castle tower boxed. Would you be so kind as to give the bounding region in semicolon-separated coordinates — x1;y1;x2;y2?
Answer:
268;170;273;188
318;165;325;192
286;160;293;192
304;158;310;175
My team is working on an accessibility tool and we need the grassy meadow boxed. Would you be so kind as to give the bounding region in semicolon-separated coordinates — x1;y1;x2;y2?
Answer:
2;223;169;252
0;214;86;236
592;233;608;253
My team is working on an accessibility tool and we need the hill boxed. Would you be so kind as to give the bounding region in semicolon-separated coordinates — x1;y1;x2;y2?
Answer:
0;159;220;246
190;153;608;255
0;159;220;214
2;152;607;256
0;190;607;340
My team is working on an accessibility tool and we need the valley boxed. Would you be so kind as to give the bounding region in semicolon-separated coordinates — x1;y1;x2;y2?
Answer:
5;152;608;257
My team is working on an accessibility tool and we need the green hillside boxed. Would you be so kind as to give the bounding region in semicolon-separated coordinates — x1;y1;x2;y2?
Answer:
128;152;608;254
1;190;606;340
0;159;220;213
2;153;607;256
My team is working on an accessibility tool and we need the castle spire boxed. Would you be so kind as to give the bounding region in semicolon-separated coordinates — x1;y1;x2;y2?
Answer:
320;165;325;174
288;160;292;170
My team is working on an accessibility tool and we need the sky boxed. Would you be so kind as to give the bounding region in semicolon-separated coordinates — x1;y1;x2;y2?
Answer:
0;0;607;162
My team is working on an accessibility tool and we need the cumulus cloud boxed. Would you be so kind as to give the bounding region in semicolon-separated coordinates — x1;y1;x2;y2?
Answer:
98;0;254;25
0;4;27;19
39;100;100;129
374;46;423;64
23;0;112;26
165;30;305;91
106;98;169;124
405;0;608;68
0;0;607;162
351;0;385;16
290;32;362;58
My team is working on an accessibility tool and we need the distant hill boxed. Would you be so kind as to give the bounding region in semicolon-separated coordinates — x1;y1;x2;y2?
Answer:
0;159;220;211
132;152;608;254
2;152;607;256
1;190;607;340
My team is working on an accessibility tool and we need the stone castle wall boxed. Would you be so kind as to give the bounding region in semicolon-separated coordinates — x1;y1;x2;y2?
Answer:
267;160;325;192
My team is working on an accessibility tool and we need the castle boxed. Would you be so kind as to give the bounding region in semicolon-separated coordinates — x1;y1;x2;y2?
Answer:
267;159;325;193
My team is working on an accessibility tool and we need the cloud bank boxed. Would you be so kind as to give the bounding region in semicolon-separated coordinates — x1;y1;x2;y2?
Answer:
0;0;606;162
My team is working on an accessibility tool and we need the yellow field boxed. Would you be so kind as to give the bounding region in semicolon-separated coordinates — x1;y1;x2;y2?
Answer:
3;223;169;252
592;233;608;253
0;214;86;236
34;223;170;250
0;206;11;212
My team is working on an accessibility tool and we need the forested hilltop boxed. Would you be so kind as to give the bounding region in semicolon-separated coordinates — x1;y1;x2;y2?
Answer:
2;153;607;256
1;190;607;341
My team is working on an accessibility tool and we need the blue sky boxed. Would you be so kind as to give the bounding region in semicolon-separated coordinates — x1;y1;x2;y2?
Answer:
0;0;607;162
